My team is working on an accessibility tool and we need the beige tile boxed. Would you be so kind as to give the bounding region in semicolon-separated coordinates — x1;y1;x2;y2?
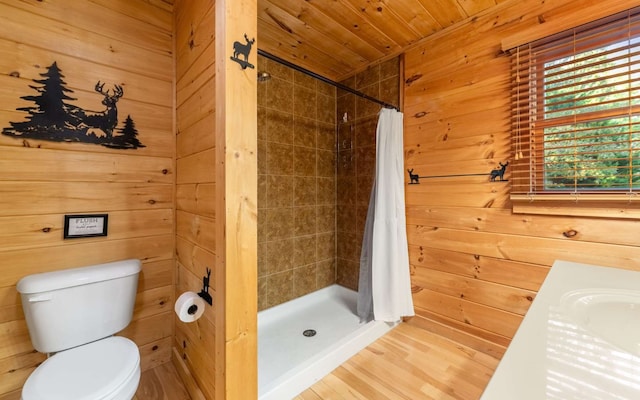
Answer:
266;77;294;112
317;259;336;288
380;76;400;106
317;122;336;150
258;106;267;140
316;205;335;233
356;205;370;236
267;270;294;308
294;206;317;236
266;239;295;274
258;78;268;108
267;58;294;80
266;142;293;175
337;93;356;123
317;149;336;177
355;145;375;176
337;151;355;177
317;93;336;124
356;176;373;206
354;116;377;148
294;235;317;267
266;109;294;144
355;64;380;89
317;177;336;205
294;70;317;90
336;177;356;205
258;241;268;277
339;76;356;93
294;85;317;119
294;176;316;206
293;146;317;176
317;232;336;261
258;174;267;210
258;139;267;174
336;205;357;233
355;83;381;118
293;264;317;297
336;258;358;291
267;175;293;208
337;231;358;261
317;80;335;97
265;208;294;241
258;277;268;311
380;56;400;79
294;116;317;148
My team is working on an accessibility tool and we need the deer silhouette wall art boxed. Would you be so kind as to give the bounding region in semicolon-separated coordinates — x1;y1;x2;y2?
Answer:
490;162;509;181
3;62;144;149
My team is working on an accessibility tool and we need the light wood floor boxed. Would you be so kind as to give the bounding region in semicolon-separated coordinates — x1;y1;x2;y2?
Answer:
135;323;499;400
134;362;191;400
295;323;498;399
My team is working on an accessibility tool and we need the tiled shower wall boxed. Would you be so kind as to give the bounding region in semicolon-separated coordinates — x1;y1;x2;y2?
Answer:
257;55;338;310
335;58;401;290
257;55;400;309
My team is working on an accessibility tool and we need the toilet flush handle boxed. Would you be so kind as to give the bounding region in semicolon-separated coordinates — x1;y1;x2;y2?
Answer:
28;294;52;303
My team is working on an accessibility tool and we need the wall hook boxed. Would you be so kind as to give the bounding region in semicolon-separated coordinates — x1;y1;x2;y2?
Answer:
230;34;255;70
198;267;213;306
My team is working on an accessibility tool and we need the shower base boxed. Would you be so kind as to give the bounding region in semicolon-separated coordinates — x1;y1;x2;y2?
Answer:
258;284;396;400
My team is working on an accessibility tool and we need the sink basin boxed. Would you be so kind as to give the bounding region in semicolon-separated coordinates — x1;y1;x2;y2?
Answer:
560;289;640;356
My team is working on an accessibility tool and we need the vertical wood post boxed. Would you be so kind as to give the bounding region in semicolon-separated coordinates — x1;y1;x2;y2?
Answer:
215;0;258;398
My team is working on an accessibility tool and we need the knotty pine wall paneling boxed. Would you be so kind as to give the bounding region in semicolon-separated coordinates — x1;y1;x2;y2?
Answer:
0;1;175;399
403;0;640;360
173;0;216;399
174;0;258;398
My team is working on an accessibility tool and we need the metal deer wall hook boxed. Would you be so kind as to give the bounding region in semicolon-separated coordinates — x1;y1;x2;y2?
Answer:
230;34;255;70
198;268;213;306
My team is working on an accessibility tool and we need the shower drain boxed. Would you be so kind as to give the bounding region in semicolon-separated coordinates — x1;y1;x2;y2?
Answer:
302;329;317;337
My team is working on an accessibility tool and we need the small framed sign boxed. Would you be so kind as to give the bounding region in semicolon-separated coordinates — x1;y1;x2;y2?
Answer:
64;214;109;239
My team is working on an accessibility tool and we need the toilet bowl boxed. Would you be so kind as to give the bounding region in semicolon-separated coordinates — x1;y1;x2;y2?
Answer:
17;260;142;400
21;336;140;400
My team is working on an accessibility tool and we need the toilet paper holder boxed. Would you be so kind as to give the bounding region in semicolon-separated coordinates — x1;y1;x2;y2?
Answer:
197;268;213;306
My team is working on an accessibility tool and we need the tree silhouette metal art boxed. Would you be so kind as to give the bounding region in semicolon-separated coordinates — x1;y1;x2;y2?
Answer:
3;62;145;150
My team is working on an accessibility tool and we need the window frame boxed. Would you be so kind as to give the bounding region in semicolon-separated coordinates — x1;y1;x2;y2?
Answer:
509;8;640;218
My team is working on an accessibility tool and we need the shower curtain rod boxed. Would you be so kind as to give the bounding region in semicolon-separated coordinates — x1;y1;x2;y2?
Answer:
257;49;399;111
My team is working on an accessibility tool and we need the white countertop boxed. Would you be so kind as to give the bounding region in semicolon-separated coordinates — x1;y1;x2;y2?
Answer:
481;260;640;400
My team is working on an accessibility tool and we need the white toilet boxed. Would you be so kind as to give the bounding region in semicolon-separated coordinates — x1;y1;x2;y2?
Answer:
17;259;142;400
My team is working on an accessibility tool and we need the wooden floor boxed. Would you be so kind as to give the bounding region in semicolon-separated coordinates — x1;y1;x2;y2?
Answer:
134;362;191;400
135;323;499;400
295;323;498;400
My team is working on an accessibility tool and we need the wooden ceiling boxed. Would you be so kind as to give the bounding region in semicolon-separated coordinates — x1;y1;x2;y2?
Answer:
257;0;510;80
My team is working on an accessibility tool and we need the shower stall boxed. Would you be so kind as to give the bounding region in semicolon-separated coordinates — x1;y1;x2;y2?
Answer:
256;52;401;399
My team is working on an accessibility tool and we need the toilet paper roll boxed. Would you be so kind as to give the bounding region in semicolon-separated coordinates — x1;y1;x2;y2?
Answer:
174;291;206;323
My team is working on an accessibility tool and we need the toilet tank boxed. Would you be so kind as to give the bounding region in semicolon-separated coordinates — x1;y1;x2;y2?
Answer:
17;259;141;353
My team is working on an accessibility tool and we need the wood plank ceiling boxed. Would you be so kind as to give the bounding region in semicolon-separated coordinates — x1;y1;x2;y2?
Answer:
257;0;510;80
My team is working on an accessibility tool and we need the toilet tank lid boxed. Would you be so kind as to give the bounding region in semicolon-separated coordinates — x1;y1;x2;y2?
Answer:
17;259;141;294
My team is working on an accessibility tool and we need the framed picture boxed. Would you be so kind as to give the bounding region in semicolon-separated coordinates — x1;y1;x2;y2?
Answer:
64;214;109;239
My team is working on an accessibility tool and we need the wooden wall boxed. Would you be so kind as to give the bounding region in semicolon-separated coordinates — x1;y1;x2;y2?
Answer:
173;0;216;398
174;0;257;399
0;1;175;399
404;0;640;360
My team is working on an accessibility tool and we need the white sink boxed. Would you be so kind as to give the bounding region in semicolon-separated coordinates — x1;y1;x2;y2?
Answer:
561;288;640;356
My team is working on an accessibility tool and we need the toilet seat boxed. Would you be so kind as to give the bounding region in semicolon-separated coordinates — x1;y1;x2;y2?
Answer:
22;336;140;400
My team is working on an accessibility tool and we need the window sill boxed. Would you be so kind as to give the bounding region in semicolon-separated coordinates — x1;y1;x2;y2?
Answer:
510;194;640;219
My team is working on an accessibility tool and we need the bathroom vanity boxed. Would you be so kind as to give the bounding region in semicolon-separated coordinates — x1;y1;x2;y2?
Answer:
481;260;640;400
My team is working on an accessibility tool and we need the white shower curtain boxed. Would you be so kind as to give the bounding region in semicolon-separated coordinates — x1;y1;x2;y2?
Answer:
357;108;414;323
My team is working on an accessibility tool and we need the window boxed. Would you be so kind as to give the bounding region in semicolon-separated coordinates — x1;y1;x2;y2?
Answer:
510;8;640;217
